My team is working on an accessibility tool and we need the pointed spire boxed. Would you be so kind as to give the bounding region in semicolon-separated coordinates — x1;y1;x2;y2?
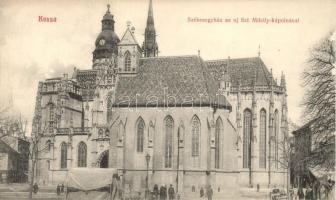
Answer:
258;45;261;57
148;0;153;18
143;0;158;57
281;71;286;89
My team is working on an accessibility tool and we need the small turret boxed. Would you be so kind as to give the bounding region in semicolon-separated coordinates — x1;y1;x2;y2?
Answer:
280;71;286;90
220;64;231;97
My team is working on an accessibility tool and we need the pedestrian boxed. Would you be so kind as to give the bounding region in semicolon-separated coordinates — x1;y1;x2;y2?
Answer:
206;185;213;200
33;182;39;194
168;184;175;200
305;185;312;200
153;184;159;200
293;187;298;200
160;185;166;200
298;186;304;200
56;184;60;196
200;187;204;199
61;183;64;193
302;186;307;200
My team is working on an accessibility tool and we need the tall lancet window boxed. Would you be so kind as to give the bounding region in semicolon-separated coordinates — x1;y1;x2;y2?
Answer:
274;110;279;169
60;142;67;169
136;117;145;153
259;109;267;169
124;51;131;72
164;116;174;168
78;142;87;167
191;115;201;157
215;117;223;169
49;104;54;133
243;109;252;168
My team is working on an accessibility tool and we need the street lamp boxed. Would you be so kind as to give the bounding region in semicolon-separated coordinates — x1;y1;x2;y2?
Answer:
145;153;151;200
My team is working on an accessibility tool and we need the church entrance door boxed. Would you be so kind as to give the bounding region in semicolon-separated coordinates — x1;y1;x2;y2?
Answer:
98;150;109;168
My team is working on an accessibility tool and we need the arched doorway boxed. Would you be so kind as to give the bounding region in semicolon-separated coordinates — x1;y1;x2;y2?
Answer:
97;150;109;168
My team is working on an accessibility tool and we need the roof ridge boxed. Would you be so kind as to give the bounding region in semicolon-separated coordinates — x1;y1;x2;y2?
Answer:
139;55;199;60
205;56;260;62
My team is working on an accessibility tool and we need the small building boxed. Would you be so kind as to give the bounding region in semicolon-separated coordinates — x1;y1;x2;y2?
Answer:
292;120;335;199
0;136;30;183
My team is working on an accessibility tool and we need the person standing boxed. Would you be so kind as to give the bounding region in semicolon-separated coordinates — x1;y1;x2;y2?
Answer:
168;184;175;200
61;184;64;193
160;185;166;200
206;186;213;200
56;184;60;196
33;183;39;194
293;187;298;200
200;187;204;199
298;187;304;200
153;184;159;200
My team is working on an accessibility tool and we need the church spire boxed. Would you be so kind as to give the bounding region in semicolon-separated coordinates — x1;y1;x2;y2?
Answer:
143;0;158;57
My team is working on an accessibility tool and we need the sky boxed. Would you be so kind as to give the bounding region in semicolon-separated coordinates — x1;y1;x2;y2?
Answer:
0;0;335;134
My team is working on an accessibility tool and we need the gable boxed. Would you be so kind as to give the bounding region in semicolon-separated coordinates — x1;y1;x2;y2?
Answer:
119;28;139;46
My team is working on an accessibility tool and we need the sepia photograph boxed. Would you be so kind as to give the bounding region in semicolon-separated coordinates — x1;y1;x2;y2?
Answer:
0;0;335;199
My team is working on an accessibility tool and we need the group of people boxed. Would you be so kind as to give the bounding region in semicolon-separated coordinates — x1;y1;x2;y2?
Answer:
150;184;214;200
56;184;65;196
292;182;335;200
152;184;176;200
200;186;213;200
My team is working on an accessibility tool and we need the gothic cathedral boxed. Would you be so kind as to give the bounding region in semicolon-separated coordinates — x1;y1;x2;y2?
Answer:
33;1;288;198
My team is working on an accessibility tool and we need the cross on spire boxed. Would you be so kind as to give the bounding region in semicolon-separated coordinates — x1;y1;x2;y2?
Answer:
107;4;110;12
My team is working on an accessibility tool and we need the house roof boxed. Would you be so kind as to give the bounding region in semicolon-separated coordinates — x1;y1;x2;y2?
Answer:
206;57;276;87
113;55;231;110
0;139;19;155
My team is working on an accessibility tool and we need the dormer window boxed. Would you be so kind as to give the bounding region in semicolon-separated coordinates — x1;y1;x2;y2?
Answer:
124;51;131;72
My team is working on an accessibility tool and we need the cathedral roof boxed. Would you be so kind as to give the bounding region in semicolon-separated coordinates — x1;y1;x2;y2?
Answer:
206;57;277;88
113;56;231;110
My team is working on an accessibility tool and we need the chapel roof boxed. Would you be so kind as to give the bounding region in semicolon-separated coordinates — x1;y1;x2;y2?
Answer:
206;57;276;88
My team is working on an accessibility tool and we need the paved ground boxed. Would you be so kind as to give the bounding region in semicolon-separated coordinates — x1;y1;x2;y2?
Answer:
0;184;273;200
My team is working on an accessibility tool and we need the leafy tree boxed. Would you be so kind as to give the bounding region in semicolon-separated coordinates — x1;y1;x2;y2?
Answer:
302;33;335;168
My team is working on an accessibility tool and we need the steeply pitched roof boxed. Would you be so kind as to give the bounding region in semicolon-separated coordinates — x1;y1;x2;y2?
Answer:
113;56;231;110
206;57;276;87
119;27;139;46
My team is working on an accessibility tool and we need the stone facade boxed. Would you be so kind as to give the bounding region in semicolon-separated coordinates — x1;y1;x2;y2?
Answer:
32;1;288;197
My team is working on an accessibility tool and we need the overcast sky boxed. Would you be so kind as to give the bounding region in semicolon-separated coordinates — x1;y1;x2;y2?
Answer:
0;0;335;133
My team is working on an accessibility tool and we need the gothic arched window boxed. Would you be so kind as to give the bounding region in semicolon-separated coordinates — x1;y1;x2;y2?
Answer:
124;51;131;72
60;142;67;169
46;140;52;151
215;117;223;169
191;115;201;157
259;109;267;169
98;129;103;138
49;104;54;133
136;117;145;152
274;109;279;169
78;142;87;167
243;109;252;168
164;116;174;168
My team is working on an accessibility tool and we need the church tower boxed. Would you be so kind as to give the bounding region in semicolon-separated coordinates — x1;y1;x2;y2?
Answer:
143;0;158;57
93;4;120;64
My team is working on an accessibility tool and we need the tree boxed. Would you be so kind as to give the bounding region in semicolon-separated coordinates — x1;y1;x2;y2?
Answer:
274;135;295;199
302;33;335;169
28;120;49;200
